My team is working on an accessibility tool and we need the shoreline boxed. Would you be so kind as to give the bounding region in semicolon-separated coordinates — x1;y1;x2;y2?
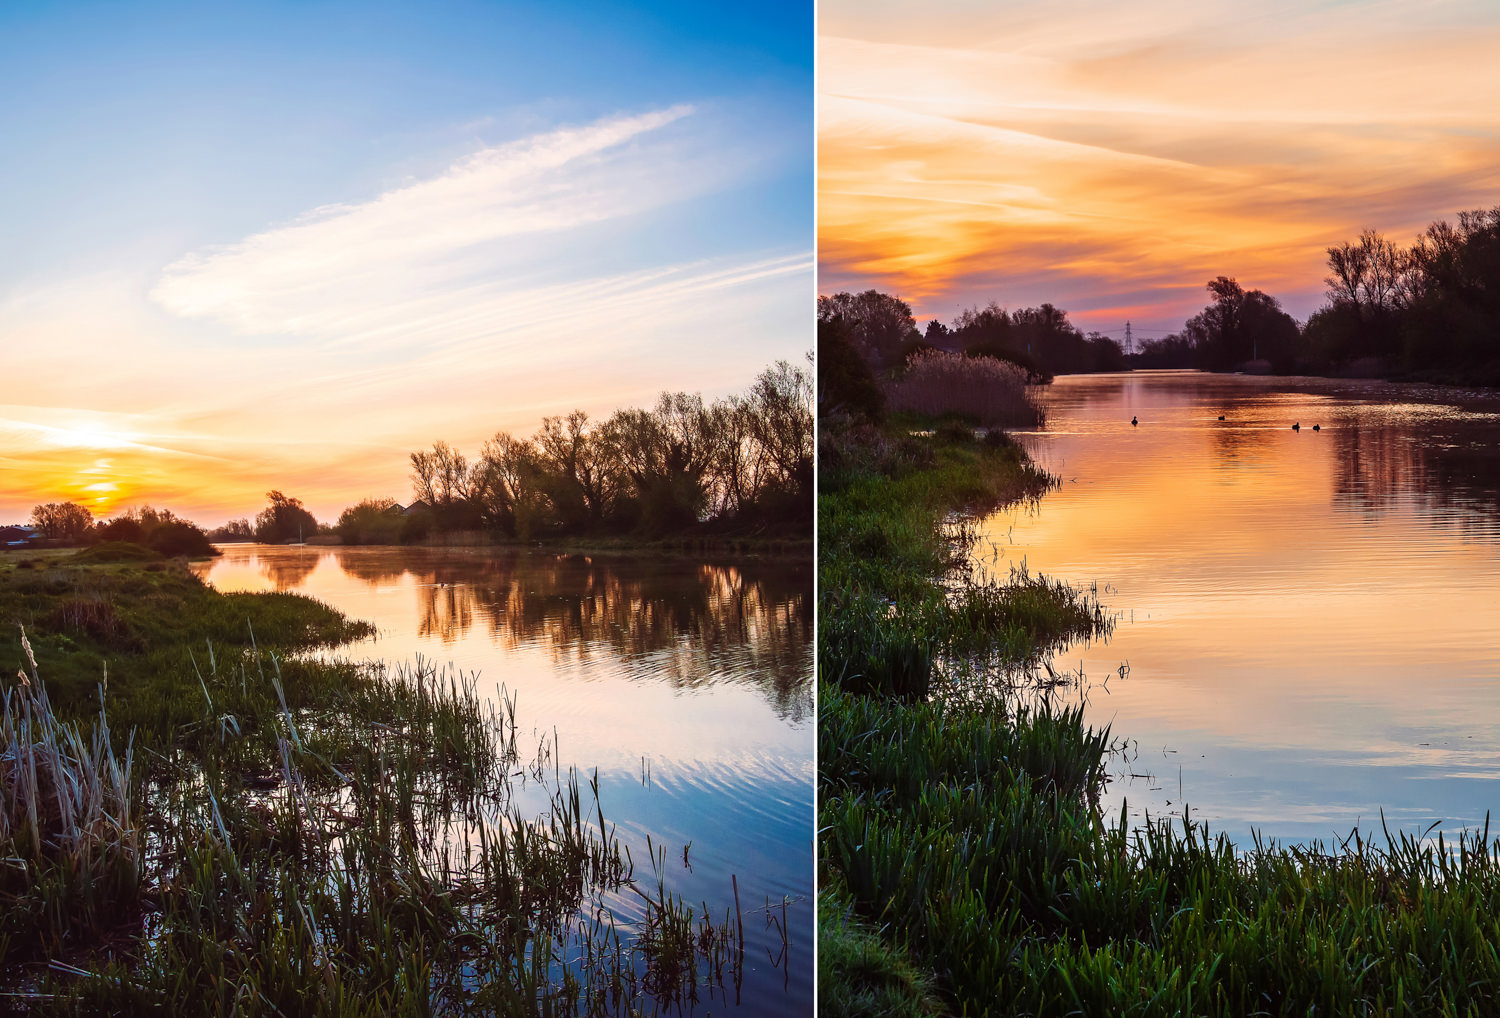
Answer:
819;411;1500;1015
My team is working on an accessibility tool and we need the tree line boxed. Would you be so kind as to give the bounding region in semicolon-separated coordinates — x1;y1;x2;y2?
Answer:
15;362;810;553
1134;207;1500;382
390;359;813;541
817;290;1127;383
24;503;219;557
823;206;1500;388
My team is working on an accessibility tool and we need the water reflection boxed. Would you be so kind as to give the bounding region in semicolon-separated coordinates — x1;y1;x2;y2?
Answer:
213;546;812;723
987;371;1500;846
196;543;814;1015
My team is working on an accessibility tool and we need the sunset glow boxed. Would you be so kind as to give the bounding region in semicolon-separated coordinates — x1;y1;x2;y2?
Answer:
1;2;810;527
819;0;1500;333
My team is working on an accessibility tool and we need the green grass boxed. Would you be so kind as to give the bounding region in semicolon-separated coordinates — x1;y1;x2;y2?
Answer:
0;552;753;1014
819;414;1500;1017
0;548;371;716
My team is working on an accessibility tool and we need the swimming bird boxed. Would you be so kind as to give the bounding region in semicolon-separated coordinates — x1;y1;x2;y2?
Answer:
1131;416;1138;426
1217;415;1225;421
1313;424;1320;431
1292;422;1300;431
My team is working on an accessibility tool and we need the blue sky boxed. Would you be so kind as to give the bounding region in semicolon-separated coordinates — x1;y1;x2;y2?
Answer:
1;0;812;523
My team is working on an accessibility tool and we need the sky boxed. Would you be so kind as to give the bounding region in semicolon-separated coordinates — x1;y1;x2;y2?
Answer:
818;0;1500;341
1;0;812;526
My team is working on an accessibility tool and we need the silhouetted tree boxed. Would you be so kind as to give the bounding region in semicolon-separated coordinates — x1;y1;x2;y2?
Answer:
1184;277;1299;371
923;319;952;348
96;505;216;556
207;518;254;542
336;498;405;545
604;392;725;535
30;502;94;542
817;290;921;370
254;491;318;544
534;411;627;532
817;315;885;420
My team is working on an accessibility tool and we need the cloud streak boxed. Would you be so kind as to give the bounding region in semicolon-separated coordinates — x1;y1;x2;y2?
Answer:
819;2;1500;331
2;107;810;525
152;106;700;339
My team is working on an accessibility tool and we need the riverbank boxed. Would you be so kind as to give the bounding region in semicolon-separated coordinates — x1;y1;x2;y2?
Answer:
819;414;1500;1016
1;549;754;1013
219;531;812;560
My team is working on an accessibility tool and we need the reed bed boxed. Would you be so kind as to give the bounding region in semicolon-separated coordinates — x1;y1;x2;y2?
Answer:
0;628;137;959
819;416;1500;1016
883;350;1043;428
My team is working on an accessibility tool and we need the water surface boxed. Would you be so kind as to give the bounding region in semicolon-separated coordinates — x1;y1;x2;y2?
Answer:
195;544;812;1013
981;371;1500;846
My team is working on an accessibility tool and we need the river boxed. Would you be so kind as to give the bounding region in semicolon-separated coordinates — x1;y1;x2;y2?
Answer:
194;544;813;1014
979;370;1500;847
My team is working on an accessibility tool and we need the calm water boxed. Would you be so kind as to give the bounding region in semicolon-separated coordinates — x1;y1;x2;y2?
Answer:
981;370;1500;846
194;545;813;1014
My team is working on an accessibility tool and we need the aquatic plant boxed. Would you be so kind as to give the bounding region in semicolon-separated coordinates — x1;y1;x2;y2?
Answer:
819;415;1500;1016
0;627;137;959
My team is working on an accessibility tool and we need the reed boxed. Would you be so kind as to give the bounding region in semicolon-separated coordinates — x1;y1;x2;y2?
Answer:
884;349;1043;428
0;555;763;1013
0;628;137;960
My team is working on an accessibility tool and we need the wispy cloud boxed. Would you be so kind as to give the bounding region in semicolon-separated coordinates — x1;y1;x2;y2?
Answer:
819;2;1500;330
3;106;809;524
151;106;703;340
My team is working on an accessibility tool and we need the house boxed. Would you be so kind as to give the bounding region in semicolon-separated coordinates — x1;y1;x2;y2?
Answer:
0;525;41;548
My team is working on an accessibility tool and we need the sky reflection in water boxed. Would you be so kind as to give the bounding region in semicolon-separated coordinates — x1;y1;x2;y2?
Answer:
195;545;813;1014
979;371;1500;847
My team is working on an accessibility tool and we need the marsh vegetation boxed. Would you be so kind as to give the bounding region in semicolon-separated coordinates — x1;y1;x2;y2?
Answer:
1;549;790;1014
817;395;1500;1016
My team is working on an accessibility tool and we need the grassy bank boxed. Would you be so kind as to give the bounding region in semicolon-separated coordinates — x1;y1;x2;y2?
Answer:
1;545;752;1014
819;415;1500;1016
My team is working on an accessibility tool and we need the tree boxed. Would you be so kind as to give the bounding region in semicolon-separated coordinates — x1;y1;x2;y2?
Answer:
473;433;547;537
1183;277;1298;371
207;518;254;542
817;315;885;420
924;319;952;348
534;411;627;532
336;498;405;546
30;501;94;542
816;290;921;370
96;505;216;556
254;491;318;544
603;392;725;534
743;358;813;507
1322;230;1407;361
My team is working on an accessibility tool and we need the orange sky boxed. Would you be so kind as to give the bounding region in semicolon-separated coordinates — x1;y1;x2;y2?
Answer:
819;0;1500;336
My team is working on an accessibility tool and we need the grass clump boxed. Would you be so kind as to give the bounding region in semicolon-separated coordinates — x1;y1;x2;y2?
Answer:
0;552;372;715
819;414;1500;1016
0;631;137;960
818;413;1100;700
818;878;940;1018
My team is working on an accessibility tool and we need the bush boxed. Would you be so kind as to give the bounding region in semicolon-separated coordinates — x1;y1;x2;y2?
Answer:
146;520;218;558
336;498;406;545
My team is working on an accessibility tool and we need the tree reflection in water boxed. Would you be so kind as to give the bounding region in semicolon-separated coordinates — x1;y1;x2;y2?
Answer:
339;549;812;723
